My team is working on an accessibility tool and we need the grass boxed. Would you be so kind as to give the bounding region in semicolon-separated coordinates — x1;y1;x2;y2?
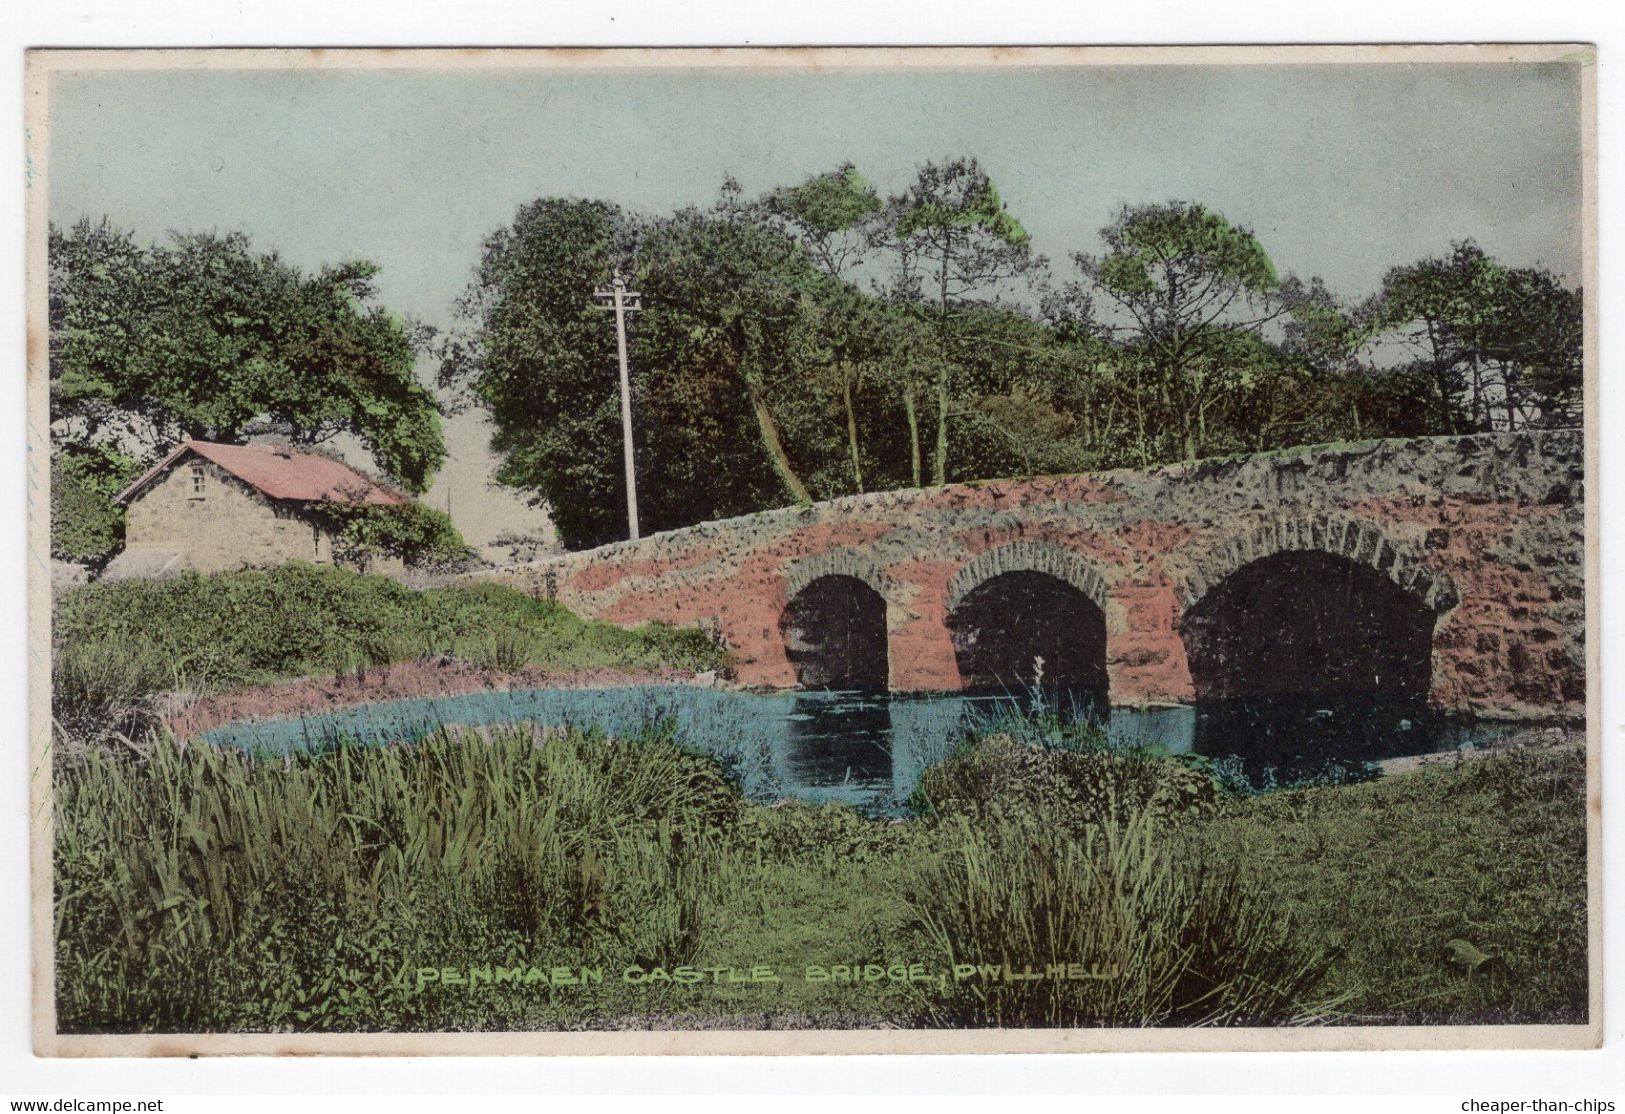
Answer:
1191;745;1591;1024
52;724;1589;1033
51;563;729;751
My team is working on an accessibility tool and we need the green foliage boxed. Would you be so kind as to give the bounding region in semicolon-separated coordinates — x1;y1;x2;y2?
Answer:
49;219;445;494
905;809;1334;1027
308;501;474;571
54;727;742;1031
51;726;1586;1032
1373;241;1583;432
1198;744;1589;1023
441;172;1583;549
763;164;882;275
51;564;728;751
1095;201;1277;296
891;162;1030;246
437;199;631;549
912;734;1221;833
50;442;139;565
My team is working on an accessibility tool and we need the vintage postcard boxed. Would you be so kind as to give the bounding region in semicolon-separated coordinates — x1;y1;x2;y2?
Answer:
25;45;1599;1055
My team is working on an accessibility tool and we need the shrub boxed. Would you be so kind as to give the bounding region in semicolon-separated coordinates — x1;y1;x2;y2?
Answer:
904;808;1337;1027
50;444;140;567
52;564;730;751
912;734;1221;831
309;501;475;571
53;726;744;1032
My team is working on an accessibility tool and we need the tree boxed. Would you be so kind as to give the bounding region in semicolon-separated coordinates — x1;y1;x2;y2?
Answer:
761;163;882;277
1074;202;1286;461
1486;267;1582;427
49;218;447;562
1372;242;1582;432
1372;241;1507;433
632;205;839;510
876;157;1042;484
437;198;630;549
443;194;862;547
762;166;884;491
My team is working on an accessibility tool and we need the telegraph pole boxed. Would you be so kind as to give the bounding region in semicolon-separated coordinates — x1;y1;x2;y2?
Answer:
593;273;642;540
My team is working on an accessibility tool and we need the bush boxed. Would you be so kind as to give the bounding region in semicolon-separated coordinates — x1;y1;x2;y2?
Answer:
51;564;730;750
309;501;475;571
912;733;1221;831
50;444;140;567
54;726;745;1032
903;808;1336;1027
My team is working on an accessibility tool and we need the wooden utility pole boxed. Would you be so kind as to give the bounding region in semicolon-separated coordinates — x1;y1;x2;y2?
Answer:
593;273;642;540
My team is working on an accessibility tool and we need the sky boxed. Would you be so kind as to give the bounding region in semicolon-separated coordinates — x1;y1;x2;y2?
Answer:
45;59;1584;550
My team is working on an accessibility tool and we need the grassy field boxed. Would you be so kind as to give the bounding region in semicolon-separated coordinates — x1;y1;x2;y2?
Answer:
52;563;728;750
53;725;1589;1033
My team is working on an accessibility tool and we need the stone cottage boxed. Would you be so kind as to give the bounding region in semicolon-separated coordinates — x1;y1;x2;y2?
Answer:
102;439;408;580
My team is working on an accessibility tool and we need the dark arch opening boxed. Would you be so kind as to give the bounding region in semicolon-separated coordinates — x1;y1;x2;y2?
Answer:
779;575;889;691
1182;550;1435;702
1181;550;1439;773
948;570;1109;696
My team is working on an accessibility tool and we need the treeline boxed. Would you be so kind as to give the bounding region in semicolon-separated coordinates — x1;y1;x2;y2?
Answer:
48;156;1584;561
438;159;1583;549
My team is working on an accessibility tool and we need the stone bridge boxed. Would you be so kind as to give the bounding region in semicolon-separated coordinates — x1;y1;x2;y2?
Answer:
475;432;1585;720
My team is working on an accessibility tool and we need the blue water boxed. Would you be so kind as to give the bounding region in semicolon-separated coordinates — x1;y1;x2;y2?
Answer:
197;685;1526;814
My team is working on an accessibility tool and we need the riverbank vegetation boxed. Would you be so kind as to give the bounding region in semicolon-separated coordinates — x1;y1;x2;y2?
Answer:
54;724;1588;1032
51;563;727;753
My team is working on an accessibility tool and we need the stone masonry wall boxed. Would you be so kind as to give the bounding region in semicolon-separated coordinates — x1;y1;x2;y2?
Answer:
125;460;333;573
468;432;1585;720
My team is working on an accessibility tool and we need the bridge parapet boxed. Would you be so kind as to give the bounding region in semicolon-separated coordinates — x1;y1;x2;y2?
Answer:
470;431;1584;720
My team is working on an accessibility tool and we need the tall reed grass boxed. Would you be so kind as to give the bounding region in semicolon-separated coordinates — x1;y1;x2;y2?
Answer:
55;726;745;1032
905;807;1338;1027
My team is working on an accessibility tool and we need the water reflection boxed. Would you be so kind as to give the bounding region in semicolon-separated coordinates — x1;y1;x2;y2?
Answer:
782;691;894;795
1190;692;1522;783
201;683;1527;816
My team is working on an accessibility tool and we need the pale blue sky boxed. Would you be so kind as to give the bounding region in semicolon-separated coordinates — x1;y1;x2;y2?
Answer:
44;60;1584;549
48;62;1582;323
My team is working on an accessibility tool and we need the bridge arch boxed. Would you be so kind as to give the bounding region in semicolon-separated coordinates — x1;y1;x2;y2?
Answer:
1173;517;1453;704
779;549;892;690
784;547;892;603
946;541;1110;693
1171;515;1457;615
946;540;1109;615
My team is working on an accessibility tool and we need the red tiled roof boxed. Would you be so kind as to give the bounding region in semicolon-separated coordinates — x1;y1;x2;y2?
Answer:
115;440;409;507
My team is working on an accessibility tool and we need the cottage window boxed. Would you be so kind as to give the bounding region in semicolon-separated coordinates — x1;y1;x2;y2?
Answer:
189;462;206;498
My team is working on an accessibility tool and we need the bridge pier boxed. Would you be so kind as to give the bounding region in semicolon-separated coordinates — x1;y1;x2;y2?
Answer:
478;432;1584;722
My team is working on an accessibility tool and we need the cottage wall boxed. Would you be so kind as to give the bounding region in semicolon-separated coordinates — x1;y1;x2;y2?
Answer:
124;459;334;573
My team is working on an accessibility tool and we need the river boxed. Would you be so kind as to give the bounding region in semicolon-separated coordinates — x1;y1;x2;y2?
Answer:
198;684;1527;814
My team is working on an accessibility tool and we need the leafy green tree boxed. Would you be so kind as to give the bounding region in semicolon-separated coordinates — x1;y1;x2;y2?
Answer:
761;166;885;491
1074;202;1287;462
437;199;629;549
50;443;139;567
1374;243;1581;431
308;501;472;570
1487;266;1583;427
50;219;444;488
49;218;447;563
762;163;883;277
876;157;1042;484
633;205;841;509
444;194;857;547
1372;241;1509;433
